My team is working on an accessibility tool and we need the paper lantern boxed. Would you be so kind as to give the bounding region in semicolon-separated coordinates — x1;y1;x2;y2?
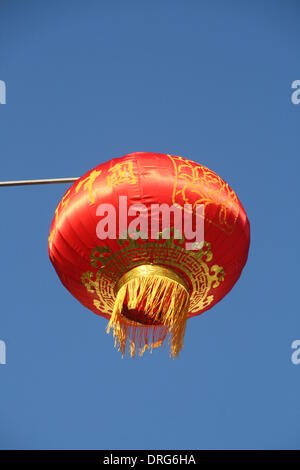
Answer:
49;152;250;357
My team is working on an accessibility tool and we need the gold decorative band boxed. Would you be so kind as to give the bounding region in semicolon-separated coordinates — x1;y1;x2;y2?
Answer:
116;264;190;294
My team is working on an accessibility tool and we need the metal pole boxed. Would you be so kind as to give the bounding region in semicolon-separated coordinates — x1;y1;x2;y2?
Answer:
0;177;79;187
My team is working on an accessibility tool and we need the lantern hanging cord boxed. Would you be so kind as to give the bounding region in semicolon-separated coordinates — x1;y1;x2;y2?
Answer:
0;177;79;187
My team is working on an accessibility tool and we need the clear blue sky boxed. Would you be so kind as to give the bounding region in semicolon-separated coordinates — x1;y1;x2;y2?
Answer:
0;0;299;450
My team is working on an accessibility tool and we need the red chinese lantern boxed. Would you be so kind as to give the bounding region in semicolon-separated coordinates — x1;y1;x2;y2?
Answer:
49;152;250;358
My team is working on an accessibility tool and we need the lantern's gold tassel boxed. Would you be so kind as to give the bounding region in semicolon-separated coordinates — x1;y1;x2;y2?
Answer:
106;265;190;358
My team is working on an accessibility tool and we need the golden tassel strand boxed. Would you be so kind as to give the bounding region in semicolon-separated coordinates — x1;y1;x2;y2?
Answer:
106;265;190;358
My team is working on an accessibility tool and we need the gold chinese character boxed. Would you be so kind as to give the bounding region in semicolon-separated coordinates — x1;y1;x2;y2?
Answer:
107;161;136;188
76;169;102;203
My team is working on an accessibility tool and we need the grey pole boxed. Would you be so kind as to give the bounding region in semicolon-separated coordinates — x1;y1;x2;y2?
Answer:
0;177;79;187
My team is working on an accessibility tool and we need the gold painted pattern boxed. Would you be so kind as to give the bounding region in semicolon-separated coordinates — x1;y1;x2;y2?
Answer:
168;155;239;233
81;234;224;317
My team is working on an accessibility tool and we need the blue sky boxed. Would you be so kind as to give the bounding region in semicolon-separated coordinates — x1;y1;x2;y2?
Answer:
0;0;299;450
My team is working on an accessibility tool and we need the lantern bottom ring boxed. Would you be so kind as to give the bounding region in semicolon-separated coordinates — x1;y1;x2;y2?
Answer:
116;264;190;294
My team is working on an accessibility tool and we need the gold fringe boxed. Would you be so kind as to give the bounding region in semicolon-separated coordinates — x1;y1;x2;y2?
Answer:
106;265;190;358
